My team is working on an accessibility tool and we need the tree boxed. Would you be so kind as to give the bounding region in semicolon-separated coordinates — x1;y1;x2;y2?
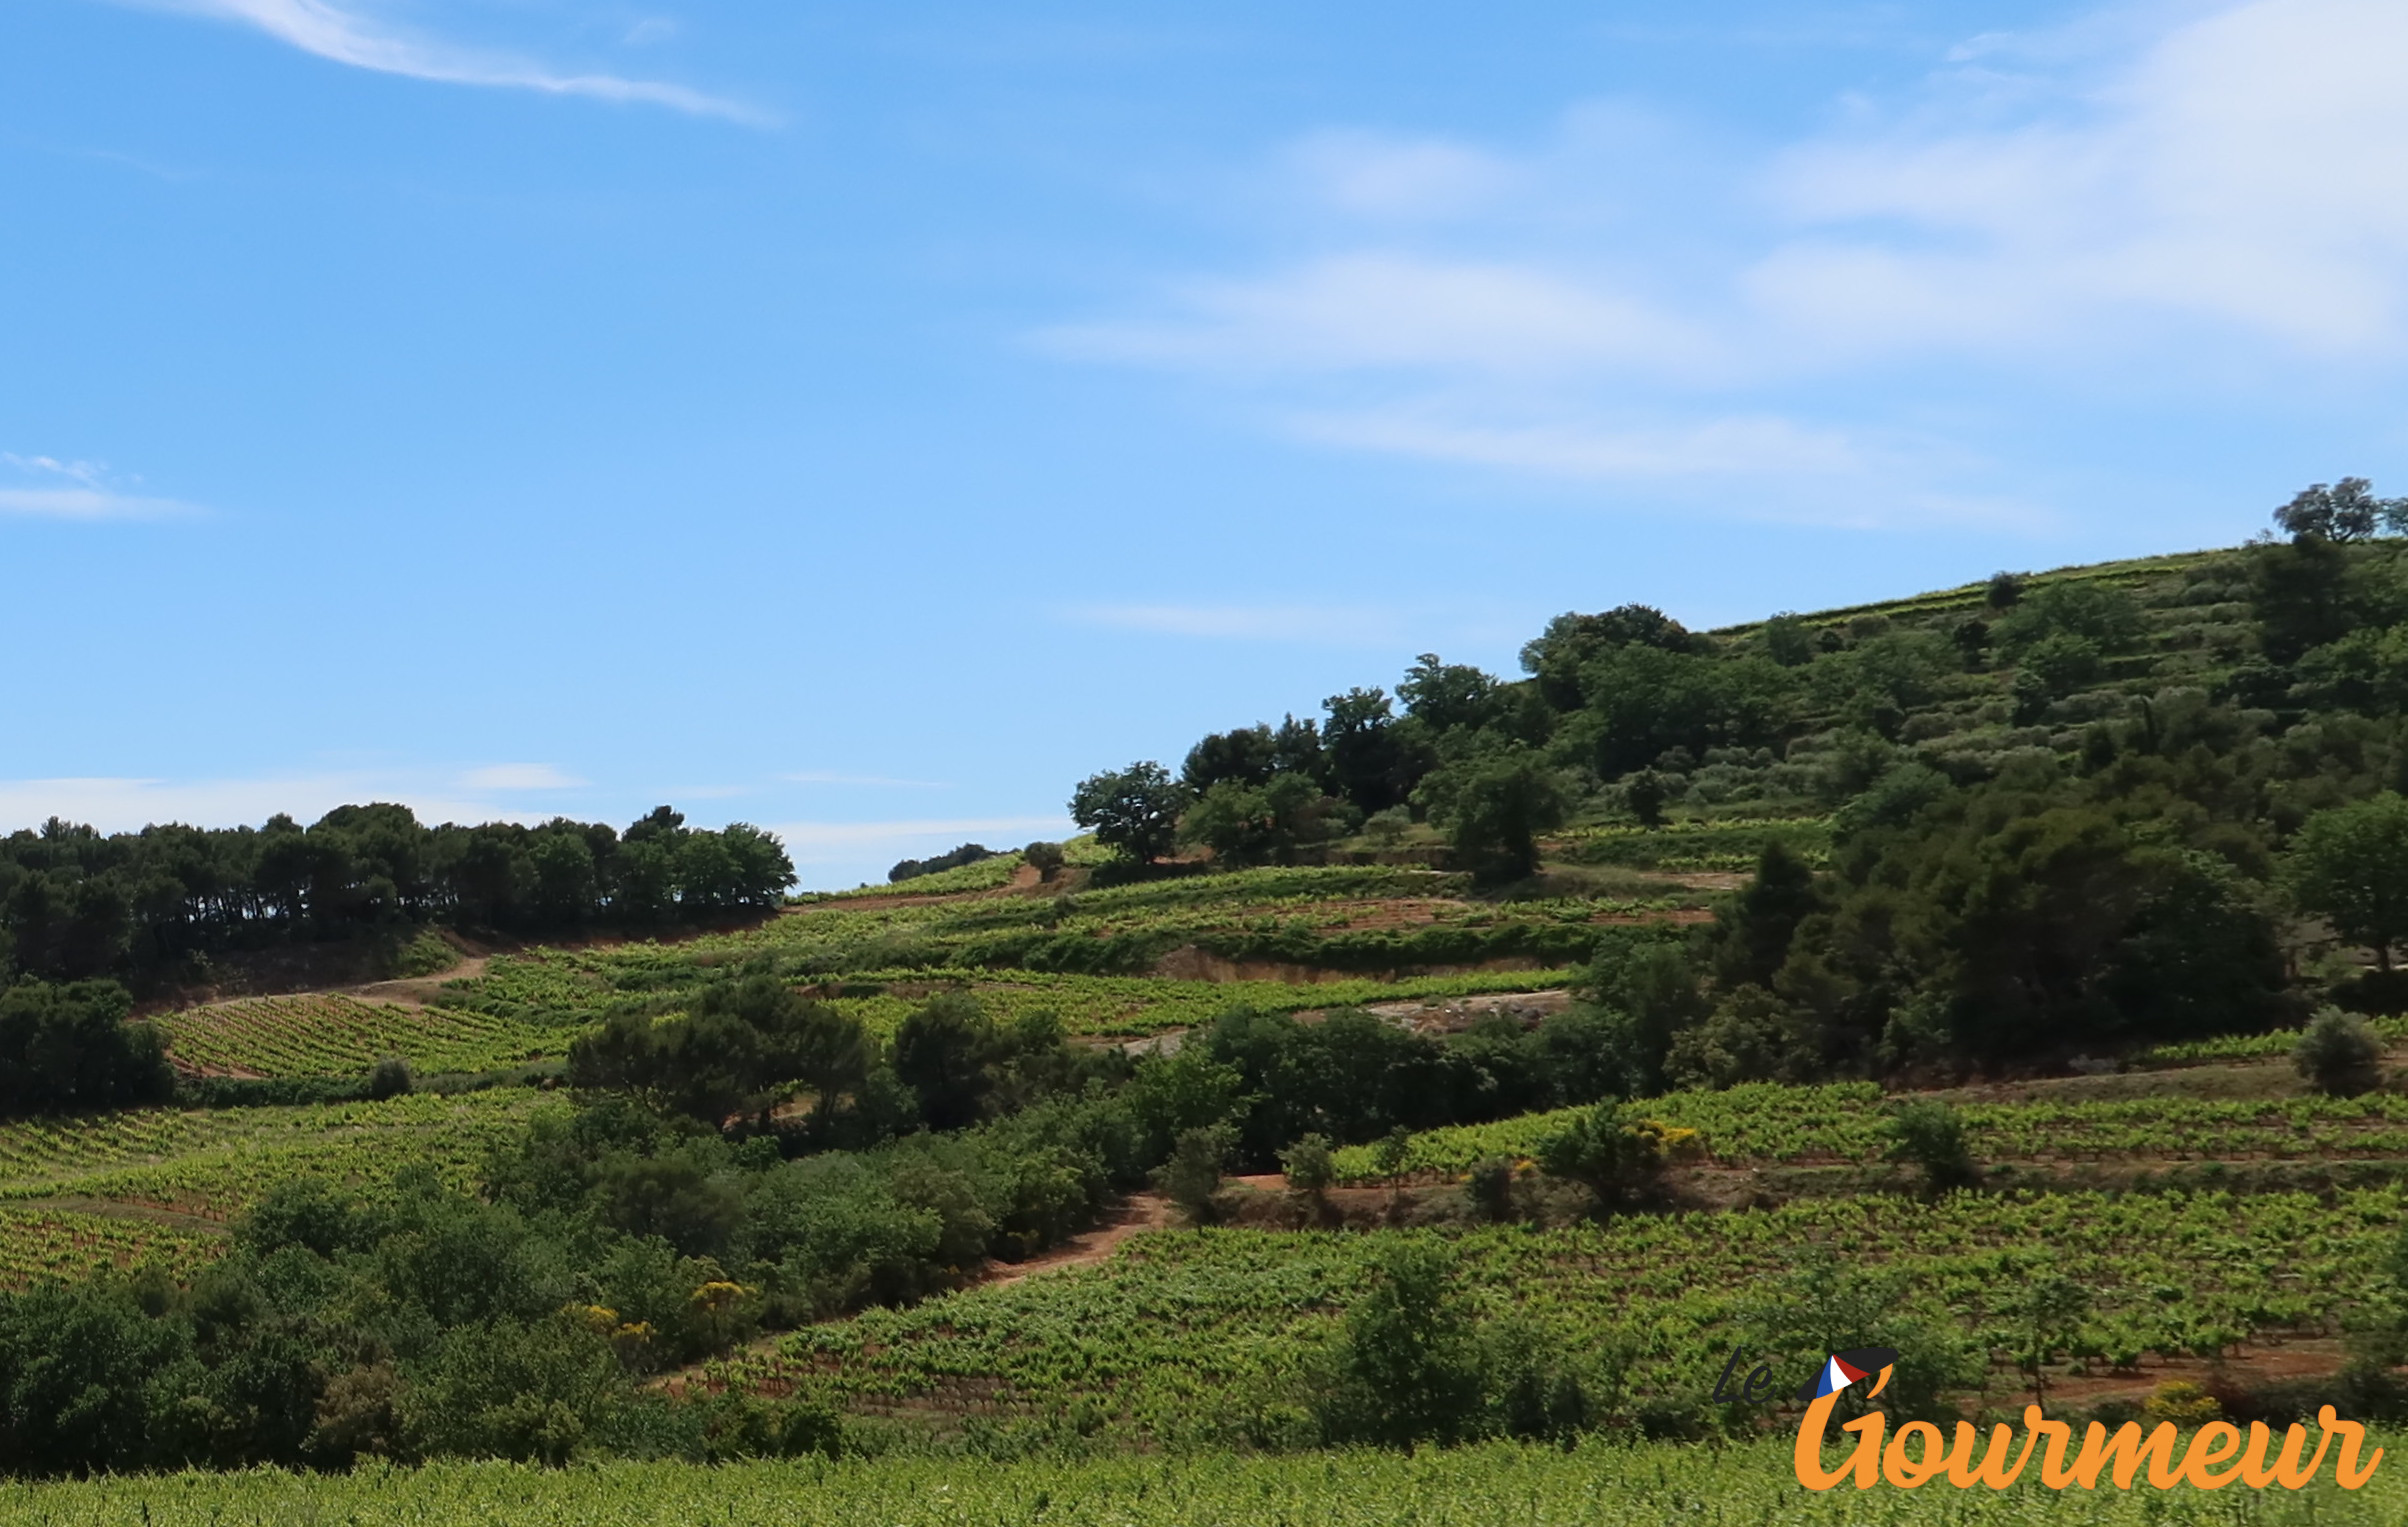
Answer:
1280;1133;1335;1203
1760;614;1815;668
0;979;173;1116
1068;762;1185;865
1180;726;1277;794
1397;653;1504;734
1313;1240;1486;1449
1623;770;1669;829
1152;1124;1231;1224
567;972;867;1130
2006;1273;2092;1409
892;993;1000;1131
2296;1006;2385;1097
1323;688;1426;813
1179;774;1336;867
1413;744;1570;885
2274;477;2406;543
2292;795;2408;972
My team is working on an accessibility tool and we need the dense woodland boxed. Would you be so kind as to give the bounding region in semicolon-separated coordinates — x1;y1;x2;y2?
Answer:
17;485;2408;1473
0;805;794;988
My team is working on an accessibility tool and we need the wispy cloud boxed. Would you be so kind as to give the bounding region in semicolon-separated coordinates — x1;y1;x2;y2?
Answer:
458;763;587;791
130;0;770;124
1047;0;2408;522
0;453;202;520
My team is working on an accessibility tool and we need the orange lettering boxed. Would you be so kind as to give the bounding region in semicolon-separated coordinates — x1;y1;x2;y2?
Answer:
2180;1422;2244;1489
1945;1421;2037;1489
1883;1421;1946;1488
1794;1394;1885;1491
2273;1419;2333;1489
2320;1407;2384;1490
2030;1409;2082;1488
2065;1422;2184;1489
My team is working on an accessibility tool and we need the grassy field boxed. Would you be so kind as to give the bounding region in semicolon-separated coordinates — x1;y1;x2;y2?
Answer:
9;1438;2402;1526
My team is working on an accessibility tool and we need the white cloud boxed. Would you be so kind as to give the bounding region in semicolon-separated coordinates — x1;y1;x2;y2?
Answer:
458;763;587;790
1293;408;1864;481
1285;131;1524;221
0;488;199;520
1047;0;2408;515
128;0;768;123
1066;602;1407;644
1753;0;2408;358
0;452;202;519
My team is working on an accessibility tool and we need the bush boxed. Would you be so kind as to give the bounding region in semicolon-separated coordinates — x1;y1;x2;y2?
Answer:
1535;1105;1690;1213
367;1055;416;1100
1882;1100;1977;1193
1153;1125;1231;1224
1020;842;1066;882
2296;1006;2384;1097
1466;1156;1517;1222
1279;1133;1334;1197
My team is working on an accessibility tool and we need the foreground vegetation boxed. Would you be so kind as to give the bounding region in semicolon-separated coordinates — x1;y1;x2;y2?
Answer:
10;1438;2406;1526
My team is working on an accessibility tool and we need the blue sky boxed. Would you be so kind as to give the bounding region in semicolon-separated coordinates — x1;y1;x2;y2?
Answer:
7;0;2406;887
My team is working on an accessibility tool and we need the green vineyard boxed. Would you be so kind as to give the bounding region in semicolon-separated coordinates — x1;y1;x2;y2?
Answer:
724;1187;2391;1444
16;1438;2402;1526
1328;1084;2408;1180
0;1206;222;1290
158;993;565;1078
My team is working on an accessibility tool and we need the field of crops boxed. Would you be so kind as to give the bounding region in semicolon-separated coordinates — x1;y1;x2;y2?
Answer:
19;1436;2401;1526
1551;816;1831;871
432;865;1695;1034
0;1205;222;1289
822;967;1580;1039
1325;1083;2408;1180
0;1090;545;1224
158;994;564;1078
724;1187;2396;1443
2138;1016;2408;1066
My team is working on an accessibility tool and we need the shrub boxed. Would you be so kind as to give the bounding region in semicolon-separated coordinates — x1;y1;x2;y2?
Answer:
1466;1156;1517;1222
1279;1133;1334;1197
2145;1379;2222;1426
367;1055;416;1100
1153;1125;1232;1224
1882;1100;1977;1193
2296;1006;2384;1097
1535;1105;1690;1213
1020;842;1066;882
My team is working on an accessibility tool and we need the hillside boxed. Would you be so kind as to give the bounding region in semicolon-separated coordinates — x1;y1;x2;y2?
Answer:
9;516;2408;1515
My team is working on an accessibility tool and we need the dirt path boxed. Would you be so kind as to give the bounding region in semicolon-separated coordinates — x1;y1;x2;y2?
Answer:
977;1193;1173;1289
343;954;491;1008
